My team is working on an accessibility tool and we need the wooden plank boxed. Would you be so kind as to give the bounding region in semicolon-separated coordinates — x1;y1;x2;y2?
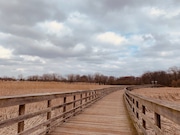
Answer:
18;104;25;133
47;90;137;135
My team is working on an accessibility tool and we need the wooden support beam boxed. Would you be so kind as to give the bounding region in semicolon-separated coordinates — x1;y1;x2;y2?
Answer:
46;100;51;133
18;104;25;133
154;112;161;129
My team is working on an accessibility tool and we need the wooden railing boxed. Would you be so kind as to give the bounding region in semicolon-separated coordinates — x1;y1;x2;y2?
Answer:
0;87;120;135
124;87;180;135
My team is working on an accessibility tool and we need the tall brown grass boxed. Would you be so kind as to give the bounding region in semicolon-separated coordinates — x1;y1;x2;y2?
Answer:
132;87;180;103
0;81;109;96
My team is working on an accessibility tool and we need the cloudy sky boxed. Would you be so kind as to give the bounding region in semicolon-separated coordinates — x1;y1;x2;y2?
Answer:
0;0;180;78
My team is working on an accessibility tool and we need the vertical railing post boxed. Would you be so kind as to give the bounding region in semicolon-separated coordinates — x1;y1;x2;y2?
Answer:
94;91;97;99
92;91;94;100
101;89;104;97
155;112;161;128
89;91;91;101
97;90;100;99
101;90;103;98
80;93;83;111
136;101;139;108
91;91;93;100
142;105;146;129
73;95;76;115
46;100;51;133
136;101;139;119
63;97;67;121
132;98;135;113
18;104;25;133
85;92;87;103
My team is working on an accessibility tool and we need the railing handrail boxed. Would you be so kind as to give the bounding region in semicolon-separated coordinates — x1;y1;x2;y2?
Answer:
125;89;180;117
0;88;106;108
0;87;121;135
124;87;180;135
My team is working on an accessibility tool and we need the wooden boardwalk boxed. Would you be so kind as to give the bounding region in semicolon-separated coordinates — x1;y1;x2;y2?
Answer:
47;90;137;135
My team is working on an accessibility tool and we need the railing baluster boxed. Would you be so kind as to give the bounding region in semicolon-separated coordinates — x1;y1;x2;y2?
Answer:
85;92;87;102
73;95;76;115
154;112;161;128
91;91;93;100
94;91;96;98
136;101;139;108
80;93;83;111
46;100;51;133
92;91;94;99
142;105;146;129
18;104;25;133
89;92;91;101
136;101;139;119
63;97;67;121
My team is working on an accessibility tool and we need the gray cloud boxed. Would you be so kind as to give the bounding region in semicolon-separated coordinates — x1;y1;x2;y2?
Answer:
0;0;65;25
0;0;180;77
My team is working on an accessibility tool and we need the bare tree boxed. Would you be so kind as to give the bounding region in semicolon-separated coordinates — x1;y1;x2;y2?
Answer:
67;74;76;83
107;76;116;85
18;74;24;81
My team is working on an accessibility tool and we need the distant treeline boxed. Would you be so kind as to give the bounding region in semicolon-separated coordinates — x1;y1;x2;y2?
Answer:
1;66;180;87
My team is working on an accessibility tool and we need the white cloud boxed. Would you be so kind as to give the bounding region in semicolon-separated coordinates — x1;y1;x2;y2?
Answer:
73;43;86;52
150;7;166;16
20;55;46;64
16;68;26;72
37;21;72;37
147;7;180;18
169;32;180;43
37;40;55;48
159;51;173;57
128;35;143;43
67;11;95;31
68;12;88;25
96;32;126;46
0;46;13;59
0;32;11;39
126;34;156;49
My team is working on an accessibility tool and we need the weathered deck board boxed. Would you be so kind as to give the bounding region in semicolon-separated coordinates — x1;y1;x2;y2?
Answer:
47;90;137;135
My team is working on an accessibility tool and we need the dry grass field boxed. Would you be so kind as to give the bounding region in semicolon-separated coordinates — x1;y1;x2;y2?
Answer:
0;81;110;135
131;87;180;135
131;87;180;103
0;81;110;96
